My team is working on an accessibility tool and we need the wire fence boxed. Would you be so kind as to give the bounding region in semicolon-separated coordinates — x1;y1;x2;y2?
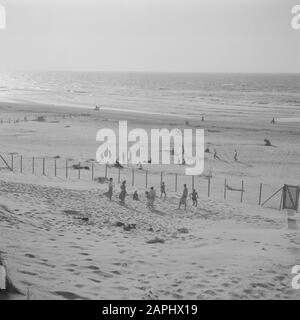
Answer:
0;152;285;211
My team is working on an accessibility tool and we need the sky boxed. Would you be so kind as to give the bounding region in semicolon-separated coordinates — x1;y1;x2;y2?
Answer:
0;0;299;73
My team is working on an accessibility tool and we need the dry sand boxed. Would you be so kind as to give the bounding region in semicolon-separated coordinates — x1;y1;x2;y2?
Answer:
0;101;299;300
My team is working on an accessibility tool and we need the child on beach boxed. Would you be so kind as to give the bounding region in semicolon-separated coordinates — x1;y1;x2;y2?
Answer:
119;181;127;204
105;178;114;201
133;191;139;201
160;182;166;200
190;189;199;207
178;184;188;210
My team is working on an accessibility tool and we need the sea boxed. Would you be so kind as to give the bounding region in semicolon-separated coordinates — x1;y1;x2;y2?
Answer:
0;72;299;119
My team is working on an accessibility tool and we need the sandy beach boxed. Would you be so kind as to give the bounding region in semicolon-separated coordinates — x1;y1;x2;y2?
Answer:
0;100;299;300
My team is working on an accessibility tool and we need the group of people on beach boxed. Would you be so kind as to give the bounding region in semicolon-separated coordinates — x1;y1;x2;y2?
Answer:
212;148;239;162
104;178;199;211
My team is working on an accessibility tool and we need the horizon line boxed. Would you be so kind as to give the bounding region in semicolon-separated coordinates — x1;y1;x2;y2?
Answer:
1;69;300;75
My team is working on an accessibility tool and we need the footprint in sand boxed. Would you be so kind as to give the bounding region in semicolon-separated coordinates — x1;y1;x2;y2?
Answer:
79;252;89;256
20;270;37;276
89;278;101;283
86;265;100;271
53;291;88;300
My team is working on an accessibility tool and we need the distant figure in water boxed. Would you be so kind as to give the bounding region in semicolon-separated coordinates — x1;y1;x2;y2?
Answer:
202;115;205;122
148;158;152;164
178;184;188;210
190;189;199;207
234;150;238;162
160;182;166;200
271;117;276;124
119;180;127;204
133;191;139;201
213;149;220;160
105;178;114;201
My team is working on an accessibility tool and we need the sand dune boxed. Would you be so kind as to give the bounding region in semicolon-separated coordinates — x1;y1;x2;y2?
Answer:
0;176;299;300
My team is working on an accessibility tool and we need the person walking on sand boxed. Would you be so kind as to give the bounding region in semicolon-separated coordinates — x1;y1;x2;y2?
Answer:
213;149;220;160
271;117;275;124
119;180;127;204
105;178;114;201
147;187;156;210
160;182;166;200
178;184;188;210
234;149;238;162
190;189;199;207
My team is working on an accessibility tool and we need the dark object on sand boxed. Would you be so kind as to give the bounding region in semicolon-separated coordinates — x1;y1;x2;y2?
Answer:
146;237;165;244
72;164;90;170
113;160;123;169
178;228;189;234
205;147;210;153
35;116;46;122
94;177;108;184
264;139;272;147
123;224;137;231
114;221;125;227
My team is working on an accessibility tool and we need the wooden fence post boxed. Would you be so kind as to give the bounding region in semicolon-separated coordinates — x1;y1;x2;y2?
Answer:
240;180;244;202
54;159;57;177
145;170;148;188
66;160;68;179
132;168;135;186
10;154;14;172
43;158;45;175
258;183;263;205
32;157;35;174
20;156;23;173
192;176;195;190
105;164;108;179
160;172;163;187
175;174;178;192
118;167;121;183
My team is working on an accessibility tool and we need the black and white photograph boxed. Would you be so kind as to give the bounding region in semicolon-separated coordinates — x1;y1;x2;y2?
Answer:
0;0;300;303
